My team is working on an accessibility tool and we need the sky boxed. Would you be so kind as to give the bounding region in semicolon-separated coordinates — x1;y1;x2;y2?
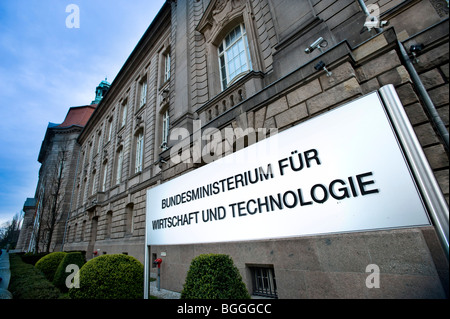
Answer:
0;0;166;226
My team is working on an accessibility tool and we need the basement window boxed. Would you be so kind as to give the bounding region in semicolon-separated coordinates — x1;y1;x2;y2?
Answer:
248;265;278;299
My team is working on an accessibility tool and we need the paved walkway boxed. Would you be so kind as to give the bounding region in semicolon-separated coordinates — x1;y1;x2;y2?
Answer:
149;278;181;299
0;250;13;299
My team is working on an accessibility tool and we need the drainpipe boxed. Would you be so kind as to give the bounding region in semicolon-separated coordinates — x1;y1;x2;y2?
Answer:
398;41;449;153
357;0;386;33
357;0;371;16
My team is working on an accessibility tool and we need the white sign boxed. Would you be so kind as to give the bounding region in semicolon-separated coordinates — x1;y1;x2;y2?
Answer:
146;92;430;246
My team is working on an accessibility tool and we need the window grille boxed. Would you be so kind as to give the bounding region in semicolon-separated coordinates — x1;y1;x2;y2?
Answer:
249;266;278;298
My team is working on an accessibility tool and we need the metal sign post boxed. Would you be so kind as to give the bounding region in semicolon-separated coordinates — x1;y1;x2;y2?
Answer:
379;84;449;260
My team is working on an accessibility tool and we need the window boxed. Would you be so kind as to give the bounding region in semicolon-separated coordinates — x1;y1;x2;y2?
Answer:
140;80;147;108
97;131;102;154
135;131;144;173
80;177;87;204
218;24;252;90
90;170;96;195
107;117;113;142
249;266;278;298
115;147;123;184
161;109;169;150
164;52;171;82
121;103;127;128
89;140;94;161
101;162;108;192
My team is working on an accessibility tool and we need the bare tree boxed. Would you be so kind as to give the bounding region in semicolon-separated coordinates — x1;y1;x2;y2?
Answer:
0;213;21;249
33;139;69;253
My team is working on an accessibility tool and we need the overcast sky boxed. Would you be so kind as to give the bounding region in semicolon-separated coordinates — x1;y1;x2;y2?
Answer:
0;0;166;226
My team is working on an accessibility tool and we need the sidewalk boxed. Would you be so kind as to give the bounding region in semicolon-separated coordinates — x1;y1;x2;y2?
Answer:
0;250;13;299
149;279;181;299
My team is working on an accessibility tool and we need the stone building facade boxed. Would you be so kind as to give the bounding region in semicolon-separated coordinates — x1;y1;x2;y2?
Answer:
22;103;100;253
15;198;36;252
58;0;448;298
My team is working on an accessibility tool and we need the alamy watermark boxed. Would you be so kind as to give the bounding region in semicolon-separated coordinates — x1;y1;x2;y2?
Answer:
65;4;80;29
365;264;380;289
65;264;80;289
168;120;279;166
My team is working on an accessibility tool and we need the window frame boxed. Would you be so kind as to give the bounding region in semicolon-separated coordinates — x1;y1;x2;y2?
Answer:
139;80;148;108
164;52;171;82
161;109;170;151
135;131;144;173
101;161;108;192
107;117;113;142
121;102;128;128
115;147;123;185
249;266;278;299
218;23;252;90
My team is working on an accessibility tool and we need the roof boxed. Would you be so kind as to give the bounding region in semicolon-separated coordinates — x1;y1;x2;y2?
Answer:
23;198;36;208
57;104;97;128
37;104;97;163
48;122;60;128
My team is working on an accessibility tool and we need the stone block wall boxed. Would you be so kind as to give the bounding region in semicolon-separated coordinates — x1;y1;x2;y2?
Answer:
152;24;449;298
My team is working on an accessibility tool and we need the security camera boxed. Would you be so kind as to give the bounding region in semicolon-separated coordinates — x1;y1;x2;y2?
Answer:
158;156;167;168
410;44;424;53
314;60;332;77
410;44;424;64
305;37;328;54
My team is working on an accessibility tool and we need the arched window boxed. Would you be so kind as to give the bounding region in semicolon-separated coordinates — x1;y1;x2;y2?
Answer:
218;23;252;90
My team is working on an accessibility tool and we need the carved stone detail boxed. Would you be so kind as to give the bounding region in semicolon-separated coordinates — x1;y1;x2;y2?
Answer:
429;0;449;17
197;0;245;43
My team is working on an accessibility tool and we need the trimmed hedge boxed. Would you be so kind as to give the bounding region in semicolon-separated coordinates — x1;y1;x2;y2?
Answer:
69;254;144;299
35;252;67;282
53;252;86;292
181;254;250;299
21;252;49;265
8;254;66;299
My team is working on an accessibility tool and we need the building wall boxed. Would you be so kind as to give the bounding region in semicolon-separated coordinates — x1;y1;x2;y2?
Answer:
63;0;448;298
15;200;36;252
30;126;82;253
63;4;172;259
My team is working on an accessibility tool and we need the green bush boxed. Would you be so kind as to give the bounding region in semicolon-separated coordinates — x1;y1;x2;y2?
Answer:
8;254;66;299
21;252;49;265
69;254;144;299
181;254;250;299
52;252;86;292
35;252;67;282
